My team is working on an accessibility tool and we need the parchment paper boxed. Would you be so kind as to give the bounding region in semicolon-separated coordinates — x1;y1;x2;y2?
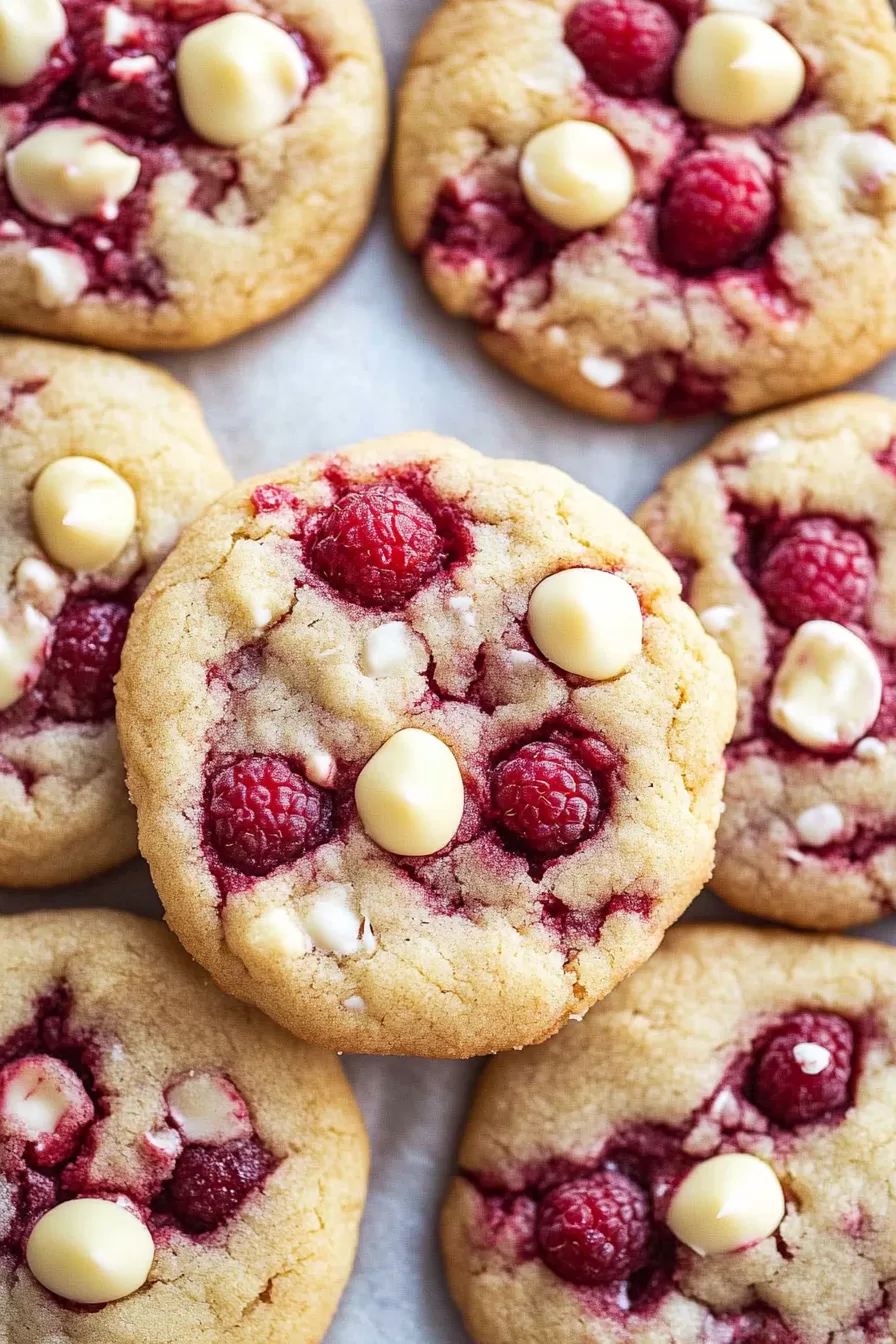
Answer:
5;3;896;1339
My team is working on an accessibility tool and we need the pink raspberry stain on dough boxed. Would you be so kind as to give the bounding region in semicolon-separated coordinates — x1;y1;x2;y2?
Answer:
0;986;275;1268
0;0;323;300
420;0;808;417
465;1009;860;1336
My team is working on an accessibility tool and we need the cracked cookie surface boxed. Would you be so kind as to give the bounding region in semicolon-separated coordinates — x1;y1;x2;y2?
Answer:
116;432;735;1058
442;923;896;1344
0;0;388;350
637;393;896;929
0;908;367;1343
394;0;896;421
0;336;231;889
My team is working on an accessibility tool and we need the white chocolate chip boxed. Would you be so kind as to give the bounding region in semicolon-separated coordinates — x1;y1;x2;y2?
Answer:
8;123;141;225
0;218;23;238
305;749;336;788
749;429;782;454
14;557;64;617
794;802;843;848
26;1199;155;1305
706;0;775;16
449;594;474;611
355;728;465;857
0;603;50;710
666;1154;785;1256
362;621;415;678
508;648;537;668
837;132;896;199
792;1042;831;1076
579;354;625;389
144;1126;182;1159
103;5;138;46
770;621;882;751
32;456;137;573
245;906;312;958
673;15;805;129
247;600;273;630
303;885;375;957
1;1059;77;1137
108;54;157;80
27;247;88;308
546;325;568;348
176;12;309;148
342;995;366;1012
527;568;642;681
167;1072;252;1145
699;605;736;637
519;120;635;231
0;0;66;88
856;736;886;761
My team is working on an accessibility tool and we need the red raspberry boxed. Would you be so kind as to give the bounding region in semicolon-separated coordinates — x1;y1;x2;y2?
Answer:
659;152;776;274
207;756;332;877
310;485;444;607
753;1012;855;1128
757;517;874;629
536;1172;652;1285
491;742;601;857
169;1138;272;1233
75;4;180;139
43;600;130;723
565;0;681;98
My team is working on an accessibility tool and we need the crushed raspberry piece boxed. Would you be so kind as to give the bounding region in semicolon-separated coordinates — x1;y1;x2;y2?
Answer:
168;1137;272;1233
251;484;301;515
659;152;776;274
75;4;181;140
536;1172;652;1285
565;0;681;98
753;1012;855;1127
491;742;602;857
310;484;445;607
42;600;130;723
207;755;332;877
757;517;874;629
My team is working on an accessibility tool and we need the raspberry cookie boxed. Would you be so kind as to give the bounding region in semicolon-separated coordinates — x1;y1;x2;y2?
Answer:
0;908;367;1342
395;0;896;421
636;393;896;930
0;1;387;350
116;432;735;1058
0;336;231;888
443;923;896;1344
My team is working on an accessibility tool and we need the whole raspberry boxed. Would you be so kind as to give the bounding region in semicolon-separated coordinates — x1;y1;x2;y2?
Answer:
757;517;874;629
43;600;130;723
491;742;601;856
310;485;444;608
753;1012;855;1128
659;152;776;274
169;1138;272;1233
207;756;332;876
536;1172;652;1285
565;0;681;98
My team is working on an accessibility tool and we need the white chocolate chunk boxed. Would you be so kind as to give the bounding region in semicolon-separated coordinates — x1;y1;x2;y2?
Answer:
794;802;843;848
770;621;882;751
519;120;635;231
27;1199;155;1305
27;247;88;308
699;605;736;637
342;995;366;1012
305;749;336;787
103;5;138;46
579;354;625;389
14;557;64;617
362;621;415;678
0;0;66;88
2;1059;75;1137
673;15;805;129
838;132;896;198
108;54;157;80
750;429;782;454
32;455;137;573
508;648;537;668
792;1042;831;1076
0;604;50;710
144;1126;182;1159
856;736;886;761
303;885;375;956
8;123;140;225
355;728;465;857
0;219;23;238
527;568;642;681
666;1154;785;1256
246;906;313;958
167;1072;252;1145
176;13;308;148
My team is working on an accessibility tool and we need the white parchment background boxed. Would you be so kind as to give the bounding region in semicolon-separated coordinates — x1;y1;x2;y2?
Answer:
4;2;896;1339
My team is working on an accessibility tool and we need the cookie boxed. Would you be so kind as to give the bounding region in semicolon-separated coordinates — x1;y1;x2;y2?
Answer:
442;923;896;1344
0;336;231;888
0;0;387;350
394;0;896;422
0;908;367;1342
636;393;896;930
116;431;736;1059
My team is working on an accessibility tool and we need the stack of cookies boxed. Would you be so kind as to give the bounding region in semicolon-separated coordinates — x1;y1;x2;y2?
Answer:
3;1;896;1342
